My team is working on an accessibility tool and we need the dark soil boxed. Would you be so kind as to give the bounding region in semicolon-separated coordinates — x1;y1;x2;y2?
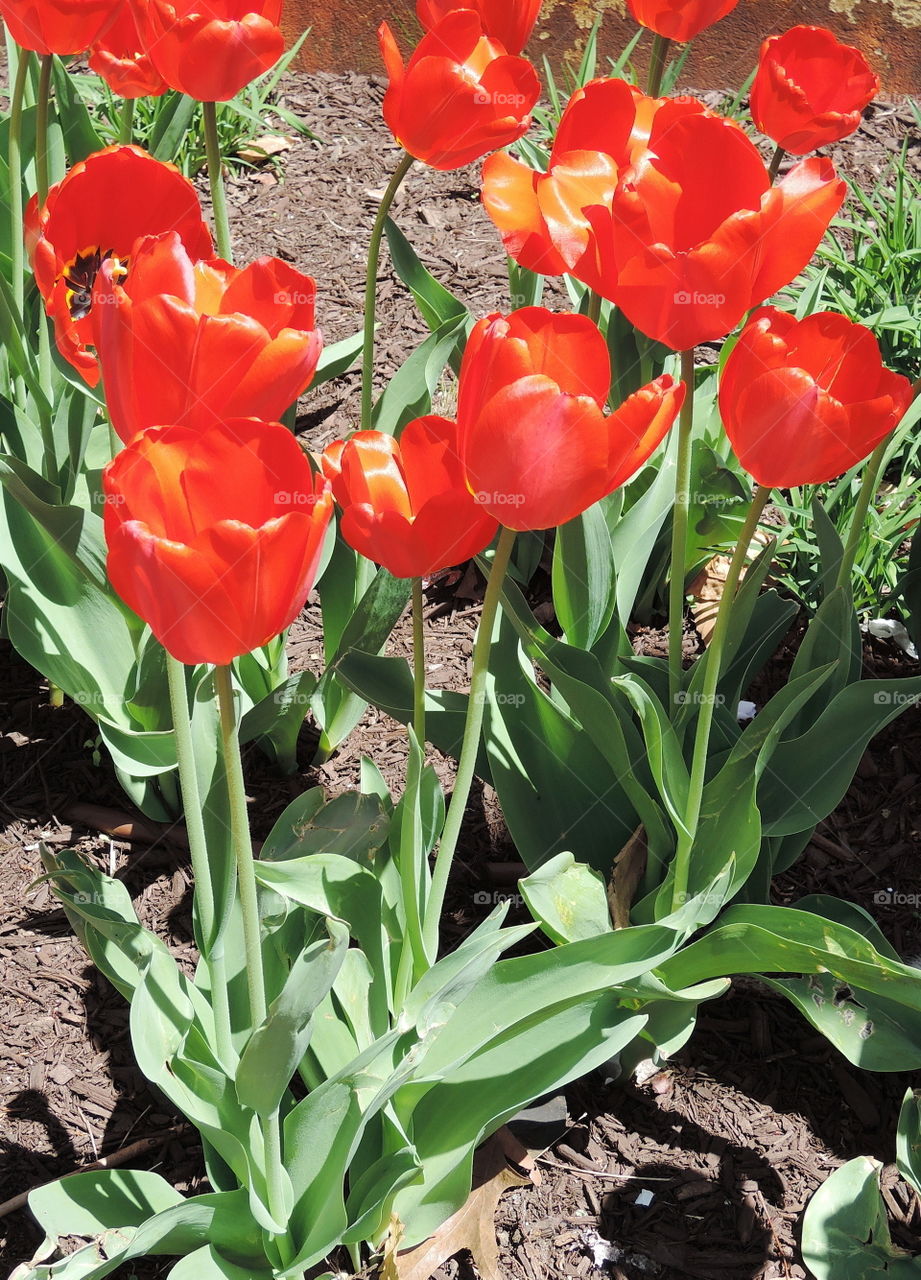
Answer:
2;68;921;1280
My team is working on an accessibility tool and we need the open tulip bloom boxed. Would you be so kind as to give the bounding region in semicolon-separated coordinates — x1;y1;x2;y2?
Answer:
719;307;913;488
751;25;880;155
456;307;685;530
626;0;740;43
92;231;323;441
378;9;540;170
415;0;542;55
88;4;167;98
323;417;499;580
0;0;116;54
103;418;333;666
27;145;213;384
142;0;285;101
483;79;846;351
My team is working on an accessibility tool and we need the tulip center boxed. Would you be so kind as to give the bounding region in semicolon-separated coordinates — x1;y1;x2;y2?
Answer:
62;247;128;320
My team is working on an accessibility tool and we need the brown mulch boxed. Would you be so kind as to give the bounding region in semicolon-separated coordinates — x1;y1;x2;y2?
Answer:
2;67;921;1280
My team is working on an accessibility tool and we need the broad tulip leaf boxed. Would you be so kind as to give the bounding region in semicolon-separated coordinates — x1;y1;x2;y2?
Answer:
235;919;349;1115
384;216;469;338
51;56;105;164
150;91;199;162
29;1170;183;1240
239;669;317;774
657;904;921;1069
370;314;468;437
313;330;364;387
800;1157;921;1279
551;502;617;651
610;430;678;623
167;1246;272;1279
261;788;390;864
897;1088;921;1198
519;851;612;944
759;676;921;835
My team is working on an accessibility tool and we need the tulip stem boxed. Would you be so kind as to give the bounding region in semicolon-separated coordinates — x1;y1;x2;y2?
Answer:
647;33;672;97
119;96;136;145
35;53;53;205
165;653;234;1068
214;663;293;1254
412;576;427;748
203;101;233;262
668;349;696;710
768;144;785;183
670;483;771;912
361;150;415;427
422;525;517;958
8;49;29;317
836;436;890;593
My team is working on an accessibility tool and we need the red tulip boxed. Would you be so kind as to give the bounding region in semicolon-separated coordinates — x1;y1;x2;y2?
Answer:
103;418;333;666
626;0;739;42
719;307;912;487
558;106;845;350
143;0;284;101
0;0;115;54
27;145;212;385
378;10;540;170
89;4;167;98
416;0;541;55
92;232;323;442
482;77;699;275
456;308;684;530
751;26;879;155
322;417;498;578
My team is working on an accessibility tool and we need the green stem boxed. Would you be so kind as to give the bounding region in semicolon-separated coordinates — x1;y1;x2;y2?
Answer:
671;484;771;910
35;53;52;204
203;101;232;262
421;526;517;956
361;150;414;427
835;437;890;592
119;95;136;145
214;664;293;1258
165;653;234;1067
8;50;30;316
412;577;426;748
668;349;696;709
768;144;785;183
646;33;672;96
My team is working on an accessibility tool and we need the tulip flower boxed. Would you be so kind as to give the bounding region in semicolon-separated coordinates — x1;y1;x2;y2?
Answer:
482;77;700;276
378;10;540;170
558;106;845;350
27;146;212;385
626;0;739;42
103;418;333;666
92;232;323;442
750;26;879;156
416;0;541;55
0;0;115;54
322;417;499;579
143;0;284;101
719;307;912;488
89;4;167;98
456;308;684;530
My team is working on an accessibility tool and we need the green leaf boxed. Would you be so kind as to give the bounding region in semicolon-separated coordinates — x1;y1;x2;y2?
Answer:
150;92;200;162
235;918;349;1115
801;1157;921;1279
51;57;104;163
519;852;612;944
897;1088;921;1198
167;1246;273;1279
29;1169;183;1240
239;670;316;774
312;330;363;388
370;314;468;436
261;789;390;864
552;503;617;650
384;217;468;339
